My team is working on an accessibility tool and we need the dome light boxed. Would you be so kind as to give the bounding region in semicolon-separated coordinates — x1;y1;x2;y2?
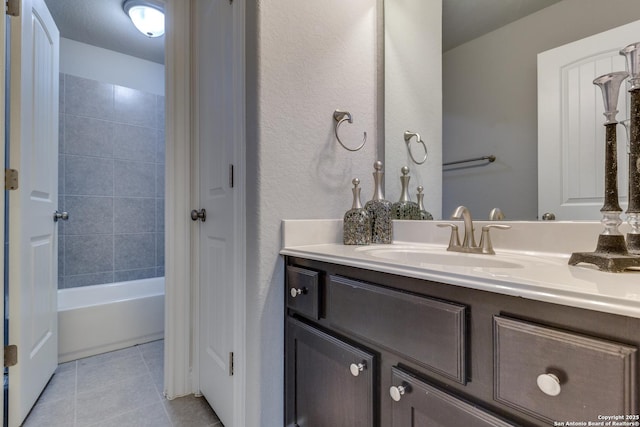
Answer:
123;0;165;38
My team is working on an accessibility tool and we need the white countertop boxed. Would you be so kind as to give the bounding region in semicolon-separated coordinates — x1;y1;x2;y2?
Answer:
280;219;640;319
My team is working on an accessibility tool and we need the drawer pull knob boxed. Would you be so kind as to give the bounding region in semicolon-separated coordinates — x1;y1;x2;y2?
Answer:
537;373;561;396
349;362;366;377
389;385;407;402
290;288;306;298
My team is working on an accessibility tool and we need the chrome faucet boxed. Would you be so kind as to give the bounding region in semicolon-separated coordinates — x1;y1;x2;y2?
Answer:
438;206;510;255
452;205;476;249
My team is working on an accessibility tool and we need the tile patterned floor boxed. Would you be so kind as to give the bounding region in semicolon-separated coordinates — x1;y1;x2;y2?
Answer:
22;340;223;427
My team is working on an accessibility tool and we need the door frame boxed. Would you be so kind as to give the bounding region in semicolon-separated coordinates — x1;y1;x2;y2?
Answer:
164;1;246;426
0;4;6;425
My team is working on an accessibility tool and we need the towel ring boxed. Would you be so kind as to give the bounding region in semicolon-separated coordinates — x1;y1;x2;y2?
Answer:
403;131;428;165
333;110;367;152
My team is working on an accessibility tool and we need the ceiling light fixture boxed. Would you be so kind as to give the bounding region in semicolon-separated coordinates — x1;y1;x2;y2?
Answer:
123;0;165;38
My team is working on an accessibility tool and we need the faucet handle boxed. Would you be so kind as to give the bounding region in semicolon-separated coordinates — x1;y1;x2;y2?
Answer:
479;224;511;254
437;223;461;250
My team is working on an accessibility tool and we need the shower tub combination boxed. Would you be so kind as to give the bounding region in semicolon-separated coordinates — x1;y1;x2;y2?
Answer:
57;277;165;363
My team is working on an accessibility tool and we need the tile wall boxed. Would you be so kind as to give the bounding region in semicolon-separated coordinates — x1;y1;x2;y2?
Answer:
58;74;165;289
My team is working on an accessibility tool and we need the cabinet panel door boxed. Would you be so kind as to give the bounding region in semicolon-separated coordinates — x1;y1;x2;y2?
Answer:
494;316;637;424
285;317;376;427
328;275;467;383
390;367;515;427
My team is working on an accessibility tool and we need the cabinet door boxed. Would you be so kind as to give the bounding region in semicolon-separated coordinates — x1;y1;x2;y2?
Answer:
286;317;376;427
390;367;516;427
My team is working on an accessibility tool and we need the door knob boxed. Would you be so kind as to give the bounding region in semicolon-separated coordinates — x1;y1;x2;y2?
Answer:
349;362;366;377
290;288;306;298
536;372;561;396
53;211;69;222
389;385;407;402
191;208;206;222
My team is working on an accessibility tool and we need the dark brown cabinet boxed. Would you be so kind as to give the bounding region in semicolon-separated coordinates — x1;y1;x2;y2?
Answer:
390;367;514;427
285;317;376;427
284;257;640;427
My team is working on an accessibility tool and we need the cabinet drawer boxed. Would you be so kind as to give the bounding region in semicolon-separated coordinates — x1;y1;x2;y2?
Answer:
494;316;638;424
286;266;319;319
327;275;467;383
286;317;375;427
390;367;515;426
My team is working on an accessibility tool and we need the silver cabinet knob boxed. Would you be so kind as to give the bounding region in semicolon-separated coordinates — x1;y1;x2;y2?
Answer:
53;211;69;222
536;373;561;396
389;385;407;402
541;212;556;221
349;362;366;377
290;288;305;298
191;208;206;222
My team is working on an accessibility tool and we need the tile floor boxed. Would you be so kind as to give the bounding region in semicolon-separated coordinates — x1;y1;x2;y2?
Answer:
22;340;223;427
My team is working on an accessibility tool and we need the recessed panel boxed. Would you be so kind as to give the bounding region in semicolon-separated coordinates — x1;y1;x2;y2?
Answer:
29;235;54;358
204;236;228;370
31;12;56;200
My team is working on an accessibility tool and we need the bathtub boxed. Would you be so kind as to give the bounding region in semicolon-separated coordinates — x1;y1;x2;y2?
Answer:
58;277;165;363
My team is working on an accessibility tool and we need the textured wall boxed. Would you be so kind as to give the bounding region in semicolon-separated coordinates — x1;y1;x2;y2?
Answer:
58;73;165;289
245;0;381;424
443;0;640;220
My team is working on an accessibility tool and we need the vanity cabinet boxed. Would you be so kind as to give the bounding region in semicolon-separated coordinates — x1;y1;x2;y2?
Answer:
284;256;640;427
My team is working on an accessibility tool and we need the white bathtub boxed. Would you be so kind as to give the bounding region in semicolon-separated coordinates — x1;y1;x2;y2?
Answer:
58;277;165;363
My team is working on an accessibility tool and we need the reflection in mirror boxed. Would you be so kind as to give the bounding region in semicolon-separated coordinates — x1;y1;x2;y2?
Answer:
385;0;442;220
409;0;640;220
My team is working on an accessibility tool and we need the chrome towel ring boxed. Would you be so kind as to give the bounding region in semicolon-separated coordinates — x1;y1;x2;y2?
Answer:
403;131;428;165
333;109;367;152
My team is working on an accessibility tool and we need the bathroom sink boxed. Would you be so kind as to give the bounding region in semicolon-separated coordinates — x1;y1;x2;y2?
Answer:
356;246;524;269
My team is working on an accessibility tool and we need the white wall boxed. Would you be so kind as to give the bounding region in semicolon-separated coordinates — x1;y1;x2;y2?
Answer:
245;0;381;424
385;0;442;219
443;0;640;220
60;38;164;95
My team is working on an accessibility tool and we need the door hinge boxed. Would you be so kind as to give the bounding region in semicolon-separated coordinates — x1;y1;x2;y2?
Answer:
4;345;17;367
5;168;18;190
229;351;234;376
229;164;234;188
6;0;19;17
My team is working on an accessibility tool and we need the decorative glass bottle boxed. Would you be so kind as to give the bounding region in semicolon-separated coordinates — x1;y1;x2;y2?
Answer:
416;186;433;220
364;161;392;243
343;178;371;245
391;167;420;220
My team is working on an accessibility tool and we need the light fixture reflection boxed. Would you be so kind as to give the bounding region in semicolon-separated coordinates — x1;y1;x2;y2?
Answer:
123;0;165;38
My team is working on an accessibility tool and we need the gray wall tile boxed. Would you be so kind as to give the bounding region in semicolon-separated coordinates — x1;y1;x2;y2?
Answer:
114;86;156;128
65;156;113;196
156;233;164;267
156;198;164;232
64;115;114;158
156;163;165;198
65;235;114;275
114;234;155;270
65;75;114;120
59;113;65;154
59;74;65;114
156;129;165;164
114;268;157;283
64;196;113;235
114;160;155;197
113;123;156;162
156;96;165;131
58;157;65;199
114;197;155;233
64;272;114;288
58;73;165;289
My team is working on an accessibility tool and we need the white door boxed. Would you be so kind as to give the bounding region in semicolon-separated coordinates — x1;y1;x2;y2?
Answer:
194;0;236;425
538;20;640;220
7;0;59;425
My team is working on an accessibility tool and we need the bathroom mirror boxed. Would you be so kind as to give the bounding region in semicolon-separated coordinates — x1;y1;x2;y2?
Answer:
385;0;640;220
